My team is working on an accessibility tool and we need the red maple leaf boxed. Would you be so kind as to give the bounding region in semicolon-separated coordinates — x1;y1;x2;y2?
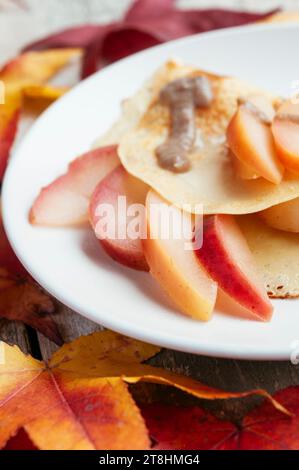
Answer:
141;387;299;450
23;0;278;78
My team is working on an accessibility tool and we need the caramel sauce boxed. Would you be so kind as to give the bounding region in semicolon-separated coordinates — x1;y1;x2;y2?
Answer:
156;76;213;173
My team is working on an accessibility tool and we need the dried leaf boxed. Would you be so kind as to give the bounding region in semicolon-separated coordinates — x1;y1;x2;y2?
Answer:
142;387;299;450
0;205;26;276
49;333;287;415
23;3;277;77
23;84;67;114
142;404;236;450
3;429;37;451
125;0;175;21
23;26;110;79
0;210;61;343
0;49;81;180
0;269;61;344
23;84;67;102
0;332;157;450
0;93;21;180
0;331;290;450
0;49;81;90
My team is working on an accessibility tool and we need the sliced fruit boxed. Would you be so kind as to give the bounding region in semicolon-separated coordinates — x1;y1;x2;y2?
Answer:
259;197;299;232
90;166;149;271
272;99;299;173
227;95;283;184
231;152;260;180
194;214;273;321
30;145;119;226
143;190;217;321
248;95;276;122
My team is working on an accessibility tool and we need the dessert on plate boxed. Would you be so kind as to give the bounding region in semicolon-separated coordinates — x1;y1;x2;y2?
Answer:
30;60;299;323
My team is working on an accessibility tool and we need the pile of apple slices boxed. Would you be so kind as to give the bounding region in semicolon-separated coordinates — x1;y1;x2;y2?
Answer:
228;95;299;233
31;141;275;323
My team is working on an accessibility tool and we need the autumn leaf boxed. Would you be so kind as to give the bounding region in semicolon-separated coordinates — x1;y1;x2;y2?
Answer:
0;331;158;450
141;404;236;450
0;208;61;343
23;84;67;103
23;2;277;78
0;204;26;276
142;387;299;450
3;429;37;451
0;49;81;180
0;268;61;344
0;49;80;89
22;84;68;115
0;331;289;450
0;93;20;181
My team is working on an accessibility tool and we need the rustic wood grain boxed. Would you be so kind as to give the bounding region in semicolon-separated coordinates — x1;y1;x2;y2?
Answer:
37;302;102;361
0;318;30;353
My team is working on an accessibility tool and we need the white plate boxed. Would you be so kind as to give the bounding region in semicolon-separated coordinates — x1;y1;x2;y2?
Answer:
3;23;299;360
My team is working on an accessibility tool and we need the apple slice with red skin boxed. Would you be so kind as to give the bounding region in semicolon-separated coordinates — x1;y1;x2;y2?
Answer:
89;166;149;271
143;190;217;321
194;214;273;321
30;145;119;226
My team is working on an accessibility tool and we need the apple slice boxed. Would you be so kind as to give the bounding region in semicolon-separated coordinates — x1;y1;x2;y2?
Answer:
89;166;149;271
30;145;119;226
231;152;260;180
143;190;217;321
259;197;299;232
194;214;273;321
227;95;283;184
272;100;299;173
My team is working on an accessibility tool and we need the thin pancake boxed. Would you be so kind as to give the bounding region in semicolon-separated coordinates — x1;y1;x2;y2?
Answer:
109;61;299;214
239;214;299;298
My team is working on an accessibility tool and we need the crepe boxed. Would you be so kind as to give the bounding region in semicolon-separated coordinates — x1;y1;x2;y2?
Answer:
96;60;299;215
239;214;299;298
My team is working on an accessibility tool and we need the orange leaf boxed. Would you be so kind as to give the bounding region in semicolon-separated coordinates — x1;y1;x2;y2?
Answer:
0;93;21;180
0;330;288;450
0;49;81;90
50;333;289;415
0;49;81;180
0;268;61;344
23;84;67;102
0;331;156;450
23;85;68;114
3;429;37;451
0;209;61;343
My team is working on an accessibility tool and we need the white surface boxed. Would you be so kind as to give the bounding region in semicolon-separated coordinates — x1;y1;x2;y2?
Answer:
3;23;299;360
1;0;298;63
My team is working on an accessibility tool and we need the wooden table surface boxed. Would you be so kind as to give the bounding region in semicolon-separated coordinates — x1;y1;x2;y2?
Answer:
1;0;299;420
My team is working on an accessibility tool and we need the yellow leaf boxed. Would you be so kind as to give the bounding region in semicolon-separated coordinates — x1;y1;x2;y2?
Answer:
0;331;289;450
23;84;67;101
0;49;81;91
0;49;81;180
